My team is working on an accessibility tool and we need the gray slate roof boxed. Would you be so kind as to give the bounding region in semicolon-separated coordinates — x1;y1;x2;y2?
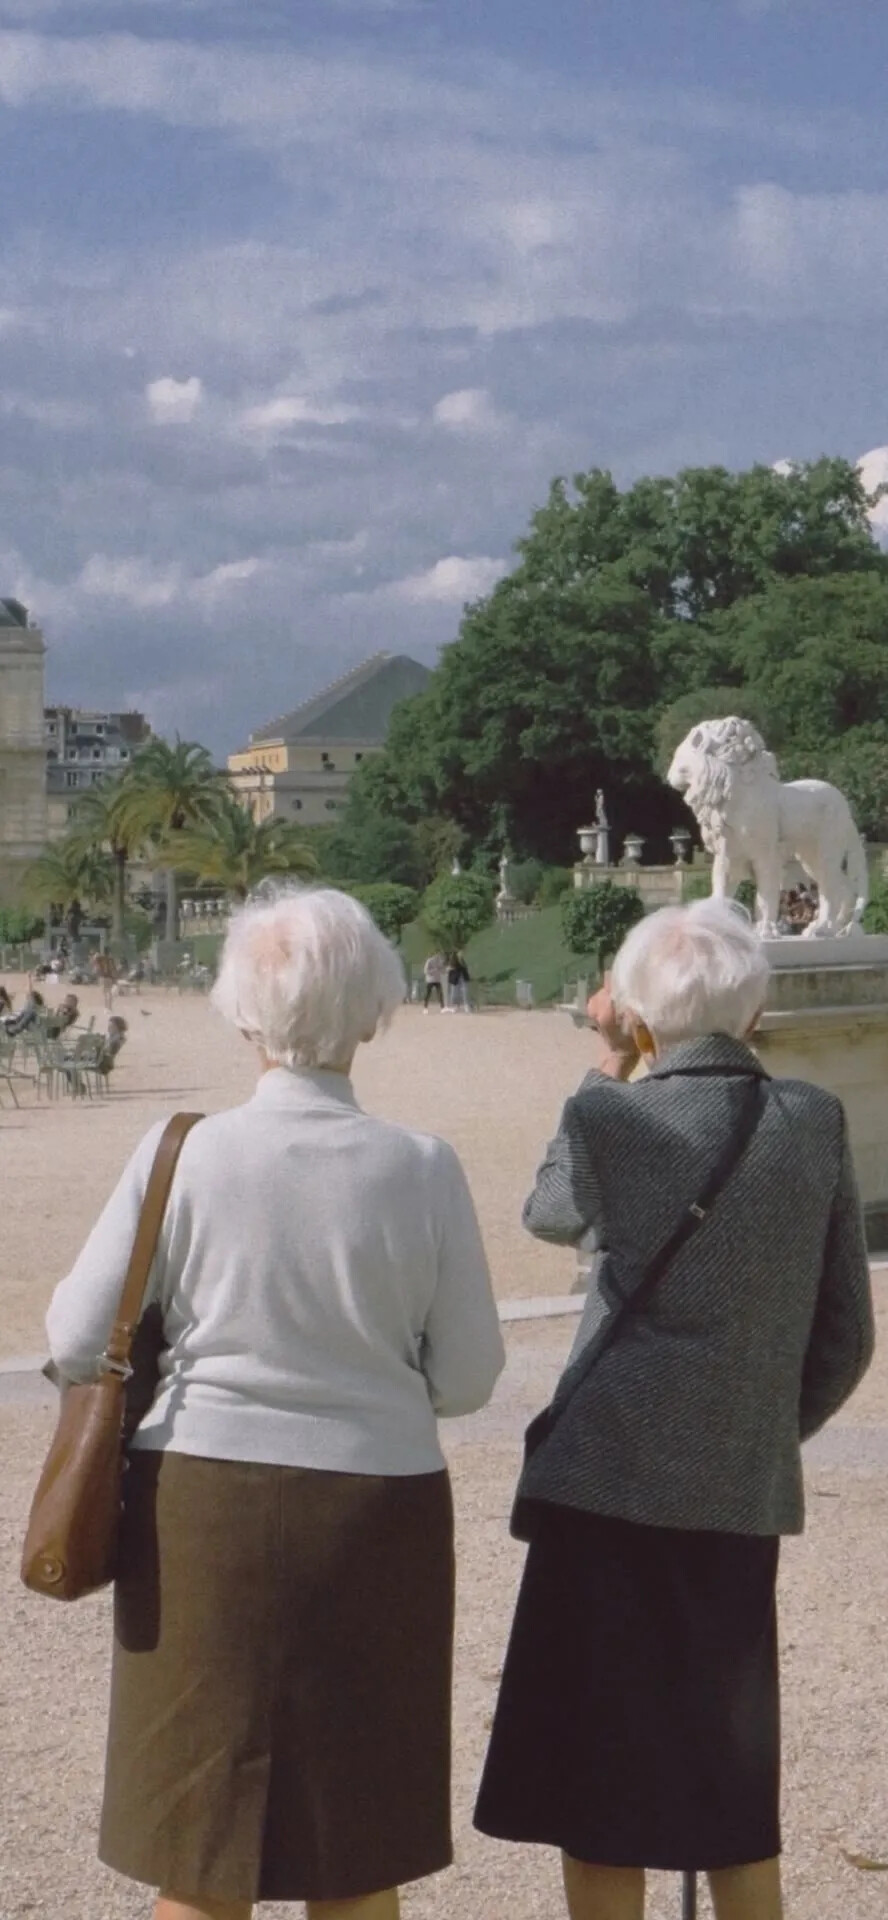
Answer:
250;652;431;746
0;598;29;627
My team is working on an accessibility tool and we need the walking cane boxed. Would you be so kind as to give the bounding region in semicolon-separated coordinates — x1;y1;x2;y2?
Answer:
682;1870;698;1917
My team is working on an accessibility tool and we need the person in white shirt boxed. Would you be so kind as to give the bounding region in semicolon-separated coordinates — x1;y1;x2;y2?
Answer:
422;951;445;1010
47;884;505;1920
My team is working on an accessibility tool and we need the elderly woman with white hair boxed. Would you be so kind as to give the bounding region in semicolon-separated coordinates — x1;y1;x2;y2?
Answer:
46;886;505;1920
475;898;874;1920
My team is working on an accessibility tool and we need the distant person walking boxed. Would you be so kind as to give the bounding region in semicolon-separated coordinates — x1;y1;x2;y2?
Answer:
46;885;504;1920
445;951;471;1013
475;898;874;1920
92;950;118;1009
423;952;445;1010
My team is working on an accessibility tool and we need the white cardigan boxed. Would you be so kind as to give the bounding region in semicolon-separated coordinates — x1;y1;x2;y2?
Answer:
46;1067;506;1475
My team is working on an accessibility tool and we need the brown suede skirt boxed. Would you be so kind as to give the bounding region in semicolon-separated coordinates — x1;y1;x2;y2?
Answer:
100;1451;455;1905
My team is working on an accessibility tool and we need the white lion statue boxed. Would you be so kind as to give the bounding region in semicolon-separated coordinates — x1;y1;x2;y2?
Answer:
667;716;868;939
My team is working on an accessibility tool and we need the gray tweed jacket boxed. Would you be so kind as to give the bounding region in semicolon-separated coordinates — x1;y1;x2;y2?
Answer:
518;1034;875;1536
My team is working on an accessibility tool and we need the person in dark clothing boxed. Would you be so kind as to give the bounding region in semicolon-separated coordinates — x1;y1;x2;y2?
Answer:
475;898;874;1920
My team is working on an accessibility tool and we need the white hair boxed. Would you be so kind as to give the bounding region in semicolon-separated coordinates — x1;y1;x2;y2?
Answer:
610;898;770;1046
211;885;406;1070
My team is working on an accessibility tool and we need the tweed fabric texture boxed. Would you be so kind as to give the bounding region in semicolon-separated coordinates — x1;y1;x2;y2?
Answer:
519;1035;875;1536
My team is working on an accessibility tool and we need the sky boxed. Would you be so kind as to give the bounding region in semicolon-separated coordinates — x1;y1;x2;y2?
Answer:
1;0;888;755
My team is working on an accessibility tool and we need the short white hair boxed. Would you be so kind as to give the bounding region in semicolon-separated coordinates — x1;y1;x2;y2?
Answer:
610;898;769;1045
211;885;406;1070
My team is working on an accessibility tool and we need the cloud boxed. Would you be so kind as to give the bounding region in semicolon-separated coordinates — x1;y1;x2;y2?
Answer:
146;374;204;423
0;391;94;428
858;447;888;537
189;556;263;604
78;553;182;609
3;18;888;753
433;388;503;434
239;394;359;433
390;555;509;604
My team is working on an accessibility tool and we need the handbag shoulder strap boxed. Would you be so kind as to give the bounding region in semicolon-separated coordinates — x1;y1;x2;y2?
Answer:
102;1112;203;1374
550;1073;768;1420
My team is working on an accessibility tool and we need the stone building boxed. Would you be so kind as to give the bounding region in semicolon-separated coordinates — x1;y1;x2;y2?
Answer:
45;706;150;839
228;652;431;826
0;598;48;899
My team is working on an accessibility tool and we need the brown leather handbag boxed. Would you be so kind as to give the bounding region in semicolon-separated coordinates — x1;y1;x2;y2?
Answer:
21;1111;203;1602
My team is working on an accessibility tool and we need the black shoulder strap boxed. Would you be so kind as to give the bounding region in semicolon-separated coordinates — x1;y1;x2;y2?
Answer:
545;1073;768;1428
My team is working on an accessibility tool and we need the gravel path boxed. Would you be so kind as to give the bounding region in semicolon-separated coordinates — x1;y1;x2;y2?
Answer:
2;1312;886;1919
0;985;596;1359
2;981;886;1916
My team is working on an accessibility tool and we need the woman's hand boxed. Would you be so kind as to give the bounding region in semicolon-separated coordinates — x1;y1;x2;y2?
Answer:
586;978;640;1080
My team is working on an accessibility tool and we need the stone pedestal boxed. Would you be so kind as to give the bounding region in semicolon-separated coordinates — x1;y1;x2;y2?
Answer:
756;938;888;1251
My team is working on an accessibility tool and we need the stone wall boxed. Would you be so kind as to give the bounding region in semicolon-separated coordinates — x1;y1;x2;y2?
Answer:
0;616;48;902
573;861;687;910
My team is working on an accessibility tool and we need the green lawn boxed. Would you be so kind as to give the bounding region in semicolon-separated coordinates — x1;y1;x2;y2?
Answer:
402;906;585;1007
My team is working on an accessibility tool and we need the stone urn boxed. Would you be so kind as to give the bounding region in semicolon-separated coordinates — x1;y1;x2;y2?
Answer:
622;833;644;867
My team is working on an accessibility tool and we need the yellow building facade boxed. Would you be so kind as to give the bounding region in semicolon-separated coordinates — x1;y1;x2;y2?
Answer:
228;653;431;827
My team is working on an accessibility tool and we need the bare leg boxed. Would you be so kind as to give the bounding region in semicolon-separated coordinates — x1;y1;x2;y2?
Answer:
562;1854;645;1920
155;1898;252;1920
307;1894;400;1920
709;1857;783;1920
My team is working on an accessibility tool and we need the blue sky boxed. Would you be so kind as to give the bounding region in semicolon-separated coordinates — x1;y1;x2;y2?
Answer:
1;0;887;752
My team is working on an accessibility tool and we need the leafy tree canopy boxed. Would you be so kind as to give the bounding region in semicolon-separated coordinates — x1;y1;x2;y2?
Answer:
347;883;419;944
420;871;495;950
561;881;645;966
364;457;887;863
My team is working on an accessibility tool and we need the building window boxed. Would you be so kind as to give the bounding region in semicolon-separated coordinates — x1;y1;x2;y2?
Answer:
291;799;303;811
324;799;340;811
355;753;363;762
92;749;102;759
66;773;78;788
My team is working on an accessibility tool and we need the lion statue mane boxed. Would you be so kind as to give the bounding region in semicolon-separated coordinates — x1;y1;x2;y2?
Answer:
667;715;868;939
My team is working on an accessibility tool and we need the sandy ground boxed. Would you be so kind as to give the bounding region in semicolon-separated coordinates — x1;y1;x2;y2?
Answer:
1;1325;887;1920
0;979;596;1359
2;976;887;1916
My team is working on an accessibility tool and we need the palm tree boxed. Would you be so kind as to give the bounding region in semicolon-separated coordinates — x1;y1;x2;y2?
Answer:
21;837;115;935
67;776;140;950
167;797;318;902
115;738;229;942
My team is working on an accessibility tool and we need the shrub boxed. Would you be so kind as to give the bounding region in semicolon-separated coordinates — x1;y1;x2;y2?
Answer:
863;875;888;934
536;865;574;908
421;871;495;949
508;858;545;905
347;882;420;944
0;907;43;945
560;881;646;970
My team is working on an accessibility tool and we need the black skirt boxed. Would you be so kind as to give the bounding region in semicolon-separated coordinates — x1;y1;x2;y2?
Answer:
474;1503;780;1874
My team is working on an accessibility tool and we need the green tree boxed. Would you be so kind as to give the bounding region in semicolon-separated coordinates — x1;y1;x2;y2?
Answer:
656;686;779;774
561;881;645;971
115;738;228;941
68;775;142;949
824;726;888;841
0;906;43;946
420;871;495;950
696;573;888;762
347;882;419;943
167;798;318;902
21;838;115;926
324;776;423;888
